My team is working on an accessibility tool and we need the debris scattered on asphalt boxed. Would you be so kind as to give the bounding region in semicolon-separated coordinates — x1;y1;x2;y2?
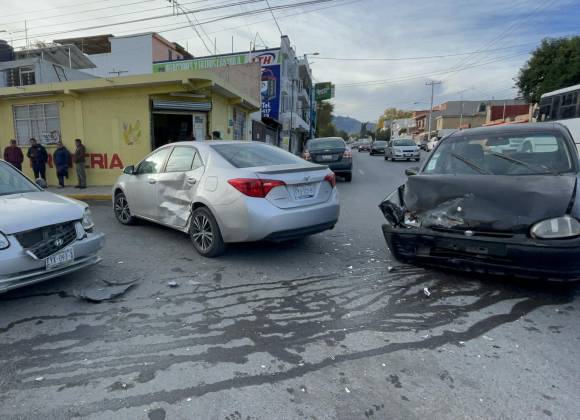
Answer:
483;335;493;341
423;287;431;297
300;386;307;393
186;398;192;402
382;363;386;367
345;387;351;393
117;261;124;264
34;376;44;382
347;266;353;270
387;266;395;272
261;365;266;369
167;281;179;288
75;281;137;303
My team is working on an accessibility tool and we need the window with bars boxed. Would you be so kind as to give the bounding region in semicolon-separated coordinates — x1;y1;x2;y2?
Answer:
233;108;247;140
5;66;36;87
13;103;61;146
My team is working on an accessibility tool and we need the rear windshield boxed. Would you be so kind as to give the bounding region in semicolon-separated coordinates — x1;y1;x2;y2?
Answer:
393;139;416;146
374;141;387;146
212;143;303;168
308;138;346;150
424;132;575;175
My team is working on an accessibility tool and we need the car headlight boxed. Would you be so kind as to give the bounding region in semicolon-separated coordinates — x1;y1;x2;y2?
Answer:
0;232;10;250
530;215;580;239
82;208;95;232
403;212;420;228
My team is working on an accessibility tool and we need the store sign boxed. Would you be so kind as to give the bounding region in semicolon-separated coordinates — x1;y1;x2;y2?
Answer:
153;49;283;121
46;153;124;170
315;82;334;101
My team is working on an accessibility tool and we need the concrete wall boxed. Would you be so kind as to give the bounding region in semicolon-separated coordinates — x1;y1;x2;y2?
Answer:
152;36;183;62
206;63;261;103
82;35;153;77
436;115;487;130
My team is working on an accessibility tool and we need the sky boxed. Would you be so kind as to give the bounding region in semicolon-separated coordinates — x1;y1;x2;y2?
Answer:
1;0;579;123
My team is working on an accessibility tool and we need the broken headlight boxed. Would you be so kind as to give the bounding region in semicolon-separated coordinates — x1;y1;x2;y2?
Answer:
0;232;9;250
82;208;95;232
530;215;580;239
403;212;420;228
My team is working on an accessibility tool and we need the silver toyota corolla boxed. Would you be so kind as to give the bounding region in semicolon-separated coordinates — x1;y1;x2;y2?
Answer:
0;160;105;293
113;141;340;257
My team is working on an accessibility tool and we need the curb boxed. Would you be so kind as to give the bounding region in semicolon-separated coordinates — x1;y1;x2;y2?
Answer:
63;194;112;201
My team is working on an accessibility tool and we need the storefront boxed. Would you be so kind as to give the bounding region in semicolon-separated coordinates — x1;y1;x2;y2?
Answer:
0;69;260;186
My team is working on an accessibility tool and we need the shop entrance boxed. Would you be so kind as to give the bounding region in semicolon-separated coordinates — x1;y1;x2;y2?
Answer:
152;112;208;148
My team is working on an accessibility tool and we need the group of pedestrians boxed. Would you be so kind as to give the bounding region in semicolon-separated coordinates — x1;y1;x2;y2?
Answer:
3;138;87;189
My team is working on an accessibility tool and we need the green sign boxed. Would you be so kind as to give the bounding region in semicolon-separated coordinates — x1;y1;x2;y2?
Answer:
315;82;334;101
153;54;249;73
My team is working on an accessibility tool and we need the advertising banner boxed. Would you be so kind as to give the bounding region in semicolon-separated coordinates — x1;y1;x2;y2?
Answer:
315;82;334;101
261;64;280;120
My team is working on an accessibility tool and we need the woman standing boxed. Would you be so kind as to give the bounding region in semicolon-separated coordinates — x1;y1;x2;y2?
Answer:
53;141;71;188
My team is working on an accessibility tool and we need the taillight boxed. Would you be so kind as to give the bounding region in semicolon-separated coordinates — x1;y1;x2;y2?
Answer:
324;173;336;188
344;150;352;158
228;178;286;198
303;151;311;160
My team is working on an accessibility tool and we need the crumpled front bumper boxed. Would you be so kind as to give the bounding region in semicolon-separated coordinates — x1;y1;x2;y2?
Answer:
0;230;106;293
382;224;580;282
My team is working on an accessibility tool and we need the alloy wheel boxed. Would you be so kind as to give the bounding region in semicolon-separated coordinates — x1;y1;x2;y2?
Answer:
191;214;213;252
115;194;132;223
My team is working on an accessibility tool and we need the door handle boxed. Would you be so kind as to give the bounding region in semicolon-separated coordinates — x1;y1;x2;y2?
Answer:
186;177;197;185
148;178;157;184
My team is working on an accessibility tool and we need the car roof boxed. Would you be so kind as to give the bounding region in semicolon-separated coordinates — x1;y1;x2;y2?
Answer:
447;122;564;138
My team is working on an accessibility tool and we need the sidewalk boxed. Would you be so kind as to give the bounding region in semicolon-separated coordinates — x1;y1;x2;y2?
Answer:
47;185;112;201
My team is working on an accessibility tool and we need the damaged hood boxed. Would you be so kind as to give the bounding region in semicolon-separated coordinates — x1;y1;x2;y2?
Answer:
0;191;85;234
402;174;577;233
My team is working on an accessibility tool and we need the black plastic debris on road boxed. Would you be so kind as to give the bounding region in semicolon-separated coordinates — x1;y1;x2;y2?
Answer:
75;281;137;303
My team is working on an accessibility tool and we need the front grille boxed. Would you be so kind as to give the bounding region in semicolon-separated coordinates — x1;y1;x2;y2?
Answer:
15;222;78;259
429;226;514;238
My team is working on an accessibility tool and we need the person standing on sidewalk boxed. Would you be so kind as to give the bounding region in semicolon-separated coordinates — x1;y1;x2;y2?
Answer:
27;138;48;180
74;138;87;189
3;139;24;171
53;142;71;188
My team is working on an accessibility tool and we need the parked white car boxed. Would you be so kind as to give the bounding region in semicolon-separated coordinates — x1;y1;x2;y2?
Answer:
113;141;340;257
426;137;439;151
0;160;105;293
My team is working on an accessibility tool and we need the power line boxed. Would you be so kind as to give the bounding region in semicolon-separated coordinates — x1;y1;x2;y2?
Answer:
264;0;283;36
169;0;215;55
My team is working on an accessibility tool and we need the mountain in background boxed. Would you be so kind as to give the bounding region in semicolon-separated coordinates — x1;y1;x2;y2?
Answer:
333;116;376;135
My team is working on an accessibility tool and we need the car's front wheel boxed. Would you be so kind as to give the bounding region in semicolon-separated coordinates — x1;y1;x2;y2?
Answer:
189;207;225;257
114;192;136;225
344;172;352;182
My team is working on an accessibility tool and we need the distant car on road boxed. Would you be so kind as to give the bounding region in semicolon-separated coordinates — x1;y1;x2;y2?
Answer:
426;137;439;151
370;140;387;155
304;137;353;182
358;141;371;152
114;141;340;257
385;138;421;161
0;160;105;293
380;123;580;281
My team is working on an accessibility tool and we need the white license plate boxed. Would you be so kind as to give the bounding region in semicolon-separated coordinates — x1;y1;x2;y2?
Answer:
321;155;334;161
45;248;75;270
294;184;315;200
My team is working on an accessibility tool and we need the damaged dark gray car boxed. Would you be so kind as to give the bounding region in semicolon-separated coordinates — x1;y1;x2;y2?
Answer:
380;123;580;281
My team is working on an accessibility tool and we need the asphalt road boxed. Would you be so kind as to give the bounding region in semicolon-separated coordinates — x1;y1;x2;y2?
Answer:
1;151;579;420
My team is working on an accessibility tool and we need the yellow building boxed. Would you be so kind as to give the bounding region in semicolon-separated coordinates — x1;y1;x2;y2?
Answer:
0;67;260;186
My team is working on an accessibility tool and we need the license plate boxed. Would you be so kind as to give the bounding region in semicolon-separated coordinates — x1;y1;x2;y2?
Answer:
321;154;334;161
293;184;315;200
45;247;75;270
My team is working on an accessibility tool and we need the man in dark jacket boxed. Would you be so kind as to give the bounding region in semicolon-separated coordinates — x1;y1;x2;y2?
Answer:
53;142;71;188
3;139;24;170
26;138;48;180
74;138;87;189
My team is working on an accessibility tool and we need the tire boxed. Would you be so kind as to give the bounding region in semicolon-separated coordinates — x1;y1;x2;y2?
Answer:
114;192;136;225
344;173;352;182
189;207;226;258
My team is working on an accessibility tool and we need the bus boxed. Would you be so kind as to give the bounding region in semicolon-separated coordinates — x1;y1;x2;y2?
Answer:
536;84;580;146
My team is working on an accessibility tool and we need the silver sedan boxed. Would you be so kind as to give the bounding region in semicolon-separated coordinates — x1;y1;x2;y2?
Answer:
0;160;105;293
112;141;340;257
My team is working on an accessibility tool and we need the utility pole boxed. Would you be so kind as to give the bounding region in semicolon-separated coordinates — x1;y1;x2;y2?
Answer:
457;89;468;130
426;80;441;139
289;79;295;152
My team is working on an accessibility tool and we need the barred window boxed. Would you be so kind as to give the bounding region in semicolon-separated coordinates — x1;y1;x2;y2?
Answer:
13;103;61;146
233;107;247;140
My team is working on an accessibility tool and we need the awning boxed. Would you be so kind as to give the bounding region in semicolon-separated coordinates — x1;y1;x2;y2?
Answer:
152;100;212;112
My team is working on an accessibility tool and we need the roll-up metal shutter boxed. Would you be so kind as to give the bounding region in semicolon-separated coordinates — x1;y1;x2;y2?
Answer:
152;100;212;112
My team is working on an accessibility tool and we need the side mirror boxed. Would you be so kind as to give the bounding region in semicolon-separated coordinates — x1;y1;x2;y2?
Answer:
35;178;47;189
123;165;135;175
405;167;419;176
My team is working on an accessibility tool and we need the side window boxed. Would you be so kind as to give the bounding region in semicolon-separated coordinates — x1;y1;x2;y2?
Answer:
136;148;170;175
192;151;204;170
165;146;196;172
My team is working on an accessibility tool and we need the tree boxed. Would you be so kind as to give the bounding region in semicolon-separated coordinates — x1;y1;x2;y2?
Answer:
337;130;349;141
516;36;580;103
376;128;391;141
316;102;337;137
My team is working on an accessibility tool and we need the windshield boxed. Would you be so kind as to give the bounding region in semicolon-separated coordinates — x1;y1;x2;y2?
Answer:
423;132;575;175
374;141;387;146
0;161;39;196
307;138;346;150
212;143;304;168
393;139;416;147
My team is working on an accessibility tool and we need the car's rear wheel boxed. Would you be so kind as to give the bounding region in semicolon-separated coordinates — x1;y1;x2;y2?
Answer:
114;192;136;225
384;155;389;161
344;173;352;182
189;207;225;257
